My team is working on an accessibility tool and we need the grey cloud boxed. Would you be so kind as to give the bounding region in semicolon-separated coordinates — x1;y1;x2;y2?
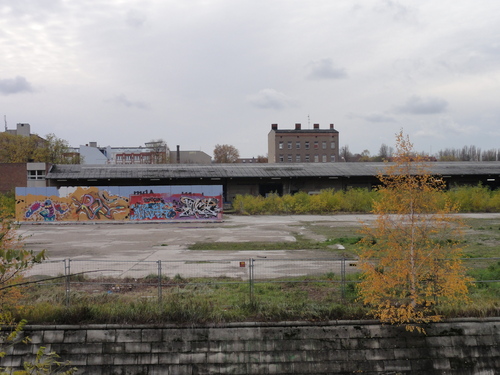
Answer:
305;59;347;80
107;95;150;110
247;89;297;110
0;76;34;95
396;95;448;115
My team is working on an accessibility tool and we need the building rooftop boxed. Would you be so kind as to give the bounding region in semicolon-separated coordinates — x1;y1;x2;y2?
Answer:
47;161;500;180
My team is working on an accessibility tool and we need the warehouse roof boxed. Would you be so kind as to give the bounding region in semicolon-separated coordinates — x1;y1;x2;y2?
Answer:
46;162;500;180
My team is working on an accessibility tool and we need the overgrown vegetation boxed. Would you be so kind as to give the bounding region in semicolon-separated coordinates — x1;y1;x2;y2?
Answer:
4;262;498;326
0;191;15;221
0;217;76;374
232;184;500;214
10;274;365;324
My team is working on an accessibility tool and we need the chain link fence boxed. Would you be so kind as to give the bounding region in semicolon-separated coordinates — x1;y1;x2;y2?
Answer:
22;257;500;306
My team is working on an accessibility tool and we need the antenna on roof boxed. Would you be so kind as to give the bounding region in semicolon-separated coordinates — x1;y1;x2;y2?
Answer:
4;115;7;132
307;114;310;128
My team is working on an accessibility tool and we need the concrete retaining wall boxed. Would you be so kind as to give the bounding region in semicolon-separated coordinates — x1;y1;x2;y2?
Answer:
2;318;499;374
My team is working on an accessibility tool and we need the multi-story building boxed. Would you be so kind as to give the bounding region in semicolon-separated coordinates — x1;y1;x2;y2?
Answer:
268;123;339;163
75;142;211;165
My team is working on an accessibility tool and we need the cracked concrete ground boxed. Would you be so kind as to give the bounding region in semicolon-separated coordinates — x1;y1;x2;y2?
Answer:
18;213;500;279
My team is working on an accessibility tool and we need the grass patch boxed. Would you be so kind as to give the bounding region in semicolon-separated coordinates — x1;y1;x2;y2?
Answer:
189;237;330;251
13;274;367;324
463;218;500;258
12;268;499;325
188;232;359;257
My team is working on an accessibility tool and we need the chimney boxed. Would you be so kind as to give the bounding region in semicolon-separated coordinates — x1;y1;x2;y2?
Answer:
313;123;319;129
330;123;334;129
176;145;180;164
295;123;301;130
271;124;278;130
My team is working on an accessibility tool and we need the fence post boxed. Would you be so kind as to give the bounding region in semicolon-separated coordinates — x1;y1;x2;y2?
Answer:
249;258;254;304
158;260;162;303
65;259;71;307
341;257;346;300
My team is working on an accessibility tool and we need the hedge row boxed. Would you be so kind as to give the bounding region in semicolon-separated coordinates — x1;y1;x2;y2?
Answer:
232;185;500;214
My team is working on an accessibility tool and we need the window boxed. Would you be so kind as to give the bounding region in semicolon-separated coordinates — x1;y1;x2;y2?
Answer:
330;155;336;162
322;141;327;150
287;141;292;149
314;141;319;149
305;141;310;150
322;155;327;162
305;154;310;162
296;141;300;149
331;141;336;149
314;154;319;162
287;154;292;162
279;155;284;162
296;154;301;162
279;141;284;150
28;170;45;180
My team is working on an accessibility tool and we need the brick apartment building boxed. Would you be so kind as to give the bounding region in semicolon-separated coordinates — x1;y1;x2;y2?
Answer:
268;123;339;163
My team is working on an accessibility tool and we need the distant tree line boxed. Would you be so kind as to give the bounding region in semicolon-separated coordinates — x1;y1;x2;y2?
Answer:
340;144;500;162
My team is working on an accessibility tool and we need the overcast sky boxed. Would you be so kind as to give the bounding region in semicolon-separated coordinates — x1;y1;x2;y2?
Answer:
1;1;499;158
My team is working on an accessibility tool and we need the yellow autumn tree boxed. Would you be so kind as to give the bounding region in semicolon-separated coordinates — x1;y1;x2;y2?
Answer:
358;131;472;332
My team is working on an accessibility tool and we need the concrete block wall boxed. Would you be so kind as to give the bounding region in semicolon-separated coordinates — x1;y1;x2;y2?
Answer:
2;318;499;374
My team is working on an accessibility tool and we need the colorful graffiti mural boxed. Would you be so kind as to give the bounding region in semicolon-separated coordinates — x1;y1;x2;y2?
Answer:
16;186;223;222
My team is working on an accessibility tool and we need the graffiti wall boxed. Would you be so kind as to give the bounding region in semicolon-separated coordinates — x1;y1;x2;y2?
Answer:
15;186;223;222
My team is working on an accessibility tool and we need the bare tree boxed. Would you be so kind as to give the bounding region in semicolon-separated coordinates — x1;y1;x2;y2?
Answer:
377;143;393;161
256;155;268;163
482;149;499;161
339;145;352;162
213;144;240;163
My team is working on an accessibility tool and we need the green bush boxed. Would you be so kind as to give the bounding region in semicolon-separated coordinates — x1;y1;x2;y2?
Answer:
0;190;15;220
231;185;500;215
339;188;375;212
447;184;492;212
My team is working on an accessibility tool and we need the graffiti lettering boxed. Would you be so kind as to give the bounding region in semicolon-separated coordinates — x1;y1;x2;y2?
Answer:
133;189;155;195
130;203;177;220
142;197;165;204
72;191;126;220
16;186;222;222
179;197;220;218
25;199;69;221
